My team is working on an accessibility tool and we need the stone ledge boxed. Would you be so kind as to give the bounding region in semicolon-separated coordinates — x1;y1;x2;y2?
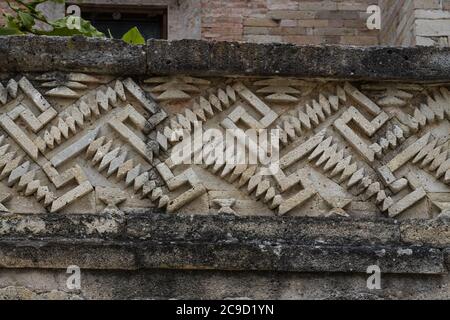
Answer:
0;214;448;275
0;36;147;75
1;213;400;246
401;219;450;247
2;268;448;300
0;36;449;80
147;40;450;81
0;241;444;275
125;214;401;246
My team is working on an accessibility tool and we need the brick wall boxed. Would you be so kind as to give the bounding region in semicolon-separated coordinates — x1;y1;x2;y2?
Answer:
0;1;13;20
1;0;379;45
201;0;380;45
2;0;449;47
380;0;450;46
380;0;415;46
414;0;450;46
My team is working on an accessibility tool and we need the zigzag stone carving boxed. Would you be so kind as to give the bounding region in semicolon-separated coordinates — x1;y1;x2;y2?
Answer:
0;73;448;219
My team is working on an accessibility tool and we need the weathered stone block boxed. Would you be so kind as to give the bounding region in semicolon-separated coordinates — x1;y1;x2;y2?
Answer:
126;214;400;246
147;39;450;81
4;36;146;75
401;219;450;247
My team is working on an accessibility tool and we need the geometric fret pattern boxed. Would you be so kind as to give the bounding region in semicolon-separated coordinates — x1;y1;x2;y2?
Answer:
0;73;448;220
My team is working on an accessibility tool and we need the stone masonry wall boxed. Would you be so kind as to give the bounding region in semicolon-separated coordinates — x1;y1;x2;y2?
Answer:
379;0;450;47
3;1;450;46
414;0;450;47
5;1;450;47
0;36;449;299
201;0;379;45
0;0;379;45
379;0;416;46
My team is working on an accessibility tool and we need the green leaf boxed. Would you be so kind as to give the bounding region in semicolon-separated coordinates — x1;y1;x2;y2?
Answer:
18;12;34;29
1;0;105;38
40;16;105;37
0;27;23;35
121;27;145;45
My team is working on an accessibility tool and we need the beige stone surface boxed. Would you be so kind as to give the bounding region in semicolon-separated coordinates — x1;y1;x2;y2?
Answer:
0;74;447;219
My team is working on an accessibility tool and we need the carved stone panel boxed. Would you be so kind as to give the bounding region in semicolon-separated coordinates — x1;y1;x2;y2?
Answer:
0;73;448;219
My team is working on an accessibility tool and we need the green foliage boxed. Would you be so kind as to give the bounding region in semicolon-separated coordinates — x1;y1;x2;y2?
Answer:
0;0;145;44
0;27;23;35
121;26;145;45
17;11;34;29
38;16;105;37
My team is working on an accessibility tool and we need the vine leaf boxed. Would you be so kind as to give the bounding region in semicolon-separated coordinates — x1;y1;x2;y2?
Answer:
121;27;145;45
2;0;145;45
39;16;105;37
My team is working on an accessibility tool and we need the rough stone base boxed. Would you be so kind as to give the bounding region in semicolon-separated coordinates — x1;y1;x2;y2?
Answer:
0;213;449;300
1;268;449;300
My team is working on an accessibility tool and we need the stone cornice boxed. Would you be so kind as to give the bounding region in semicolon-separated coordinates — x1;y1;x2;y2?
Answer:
0;36;450;81
0;213;448;275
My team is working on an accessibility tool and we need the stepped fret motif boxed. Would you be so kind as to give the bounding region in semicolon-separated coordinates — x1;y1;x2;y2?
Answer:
145;76;210;101
36;82;125;153
276;86;345;145
0;79;18;105
0;74;446;218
